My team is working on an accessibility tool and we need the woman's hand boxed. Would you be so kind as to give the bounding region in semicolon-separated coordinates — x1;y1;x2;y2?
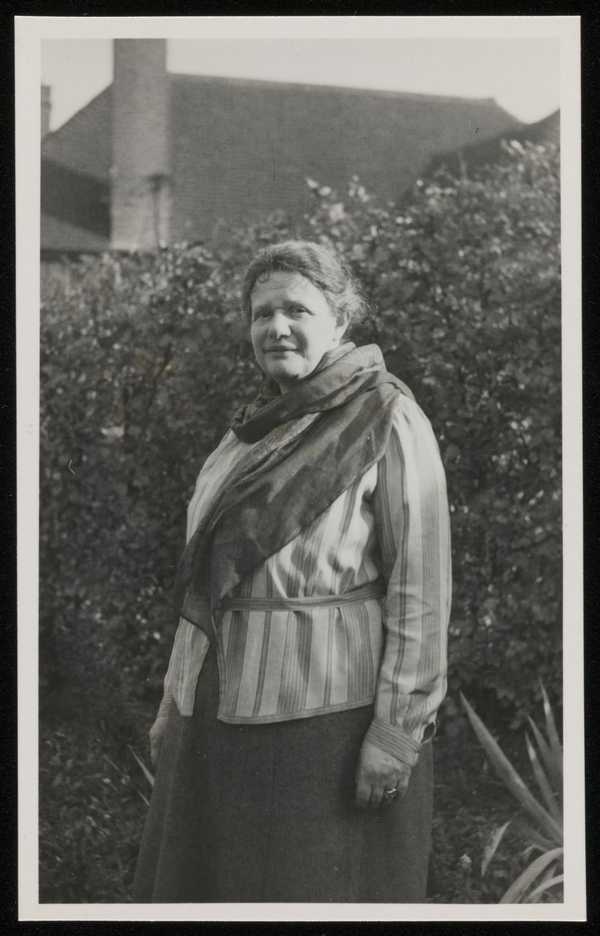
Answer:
355;739;412;809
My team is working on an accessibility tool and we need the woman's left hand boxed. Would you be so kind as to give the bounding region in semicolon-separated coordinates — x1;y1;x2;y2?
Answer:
355;739;412;809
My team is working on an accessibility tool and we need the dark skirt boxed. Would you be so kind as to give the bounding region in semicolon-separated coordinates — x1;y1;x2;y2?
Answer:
133;645;433;902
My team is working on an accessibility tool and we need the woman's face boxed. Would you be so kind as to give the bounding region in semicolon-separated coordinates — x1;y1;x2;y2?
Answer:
250;271;346;391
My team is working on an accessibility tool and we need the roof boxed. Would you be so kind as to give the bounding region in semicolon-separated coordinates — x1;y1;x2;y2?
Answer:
169;73;519;241
425;108;559;174
170;70;512;109
42;72;521;253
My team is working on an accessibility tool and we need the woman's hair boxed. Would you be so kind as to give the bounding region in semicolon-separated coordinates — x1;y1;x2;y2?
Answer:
241;240;367;331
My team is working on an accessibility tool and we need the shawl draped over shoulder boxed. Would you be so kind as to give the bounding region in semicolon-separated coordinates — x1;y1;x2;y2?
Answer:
175;342;413;634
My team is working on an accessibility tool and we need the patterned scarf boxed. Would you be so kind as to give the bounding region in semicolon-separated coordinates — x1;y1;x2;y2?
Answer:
175;342;413;631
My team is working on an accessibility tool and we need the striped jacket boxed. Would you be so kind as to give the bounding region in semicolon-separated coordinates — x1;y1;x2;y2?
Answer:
159;392;452;767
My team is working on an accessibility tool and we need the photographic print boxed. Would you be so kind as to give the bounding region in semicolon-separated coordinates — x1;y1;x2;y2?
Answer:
16;15;583;922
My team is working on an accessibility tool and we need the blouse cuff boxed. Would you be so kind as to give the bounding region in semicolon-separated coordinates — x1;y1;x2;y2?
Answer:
364;717;423;767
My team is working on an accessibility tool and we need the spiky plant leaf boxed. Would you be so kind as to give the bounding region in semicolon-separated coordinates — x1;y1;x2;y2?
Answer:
481;821;511;877
500;847;563;903
128;744;155;788
514;819;555;854
103;754;127;779
527;715;563;795
528;873;564;903
529;859;560;900
525;732;562;825
461;694;562;844
521;843;543;861
540;683;562;773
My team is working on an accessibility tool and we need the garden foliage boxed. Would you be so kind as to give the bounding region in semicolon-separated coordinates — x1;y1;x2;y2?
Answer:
462;685;563;902
40;141;561;731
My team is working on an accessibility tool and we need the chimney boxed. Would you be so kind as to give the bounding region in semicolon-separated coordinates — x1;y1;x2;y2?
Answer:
41;84;51;138
111;39;171;250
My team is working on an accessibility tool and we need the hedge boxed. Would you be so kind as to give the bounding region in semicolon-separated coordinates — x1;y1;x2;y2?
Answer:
40;141;561;729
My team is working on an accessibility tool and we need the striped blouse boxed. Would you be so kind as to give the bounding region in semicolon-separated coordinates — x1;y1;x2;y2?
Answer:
159;392;452;767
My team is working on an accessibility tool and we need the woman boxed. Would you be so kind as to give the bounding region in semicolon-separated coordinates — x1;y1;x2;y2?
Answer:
133;240;451;902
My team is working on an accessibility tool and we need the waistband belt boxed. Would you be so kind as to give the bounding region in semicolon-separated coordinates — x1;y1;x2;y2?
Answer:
218;578;385;613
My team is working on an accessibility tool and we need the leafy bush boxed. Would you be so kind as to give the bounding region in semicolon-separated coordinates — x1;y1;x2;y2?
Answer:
40;244;260;719
39;719;148;901
305;145;562;726
429;736;525;903
39;140;561;734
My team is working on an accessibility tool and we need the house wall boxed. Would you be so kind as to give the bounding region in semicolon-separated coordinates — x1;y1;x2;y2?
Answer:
42;161;110;240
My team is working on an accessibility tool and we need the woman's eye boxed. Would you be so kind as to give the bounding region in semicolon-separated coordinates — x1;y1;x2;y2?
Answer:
289;305;307;316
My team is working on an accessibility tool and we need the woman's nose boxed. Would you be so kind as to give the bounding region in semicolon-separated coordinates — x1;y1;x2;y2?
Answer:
267;310;291;337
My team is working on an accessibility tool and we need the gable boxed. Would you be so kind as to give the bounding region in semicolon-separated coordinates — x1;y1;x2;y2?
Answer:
42;86;112;180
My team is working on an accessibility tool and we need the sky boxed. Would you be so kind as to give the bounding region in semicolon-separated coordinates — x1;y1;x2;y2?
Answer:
41;37;560;133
